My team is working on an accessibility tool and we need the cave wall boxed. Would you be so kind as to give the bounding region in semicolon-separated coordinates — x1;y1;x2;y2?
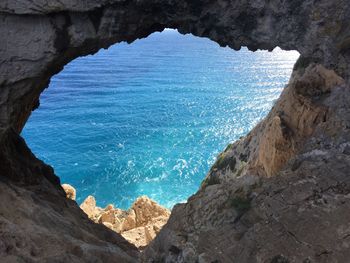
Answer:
1;0;350;262
1;0;350;133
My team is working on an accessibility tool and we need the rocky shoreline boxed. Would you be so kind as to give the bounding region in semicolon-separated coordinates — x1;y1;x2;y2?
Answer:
62;184;170;249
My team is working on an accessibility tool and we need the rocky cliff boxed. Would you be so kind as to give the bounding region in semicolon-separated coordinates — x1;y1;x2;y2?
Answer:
0;130;139;262
1;0;350;262
144;64;350;262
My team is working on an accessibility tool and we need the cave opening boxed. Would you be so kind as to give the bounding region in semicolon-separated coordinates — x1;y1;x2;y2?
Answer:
3;1;350;260
20;29;299;248
21;29;299;211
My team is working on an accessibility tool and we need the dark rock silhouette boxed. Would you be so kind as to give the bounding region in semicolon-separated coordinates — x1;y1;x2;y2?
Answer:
1;0;350;262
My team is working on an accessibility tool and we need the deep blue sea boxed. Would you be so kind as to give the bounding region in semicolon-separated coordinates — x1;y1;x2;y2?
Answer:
22;29;299;209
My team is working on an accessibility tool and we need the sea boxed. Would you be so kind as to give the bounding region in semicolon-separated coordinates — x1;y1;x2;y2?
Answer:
22;29;299;209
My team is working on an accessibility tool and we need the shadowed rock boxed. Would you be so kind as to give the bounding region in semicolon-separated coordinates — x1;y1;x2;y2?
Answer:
62;183;77;200
1;0;350;262
0;129;139;262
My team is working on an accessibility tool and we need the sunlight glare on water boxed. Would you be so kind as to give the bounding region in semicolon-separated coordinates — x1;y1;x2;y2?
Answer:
22;29;299;209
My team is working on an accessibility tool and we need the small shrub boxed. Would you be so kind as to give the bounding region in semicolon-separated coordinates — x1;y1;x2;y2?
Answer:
224;143;234;152
212;153;236;171
201;173;221;189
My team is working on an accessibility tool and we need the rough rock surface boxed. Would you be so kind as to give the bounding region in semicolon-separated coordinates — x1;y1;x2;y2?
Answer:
62;183;76;200
1;0;350;133
1;0;350;262
79;195;170;248
144;64;350;262
0;130;138;262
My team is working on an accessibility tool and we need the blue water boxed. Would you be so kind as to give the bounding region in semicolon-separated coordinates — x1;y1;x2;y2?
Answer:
22;29;299;209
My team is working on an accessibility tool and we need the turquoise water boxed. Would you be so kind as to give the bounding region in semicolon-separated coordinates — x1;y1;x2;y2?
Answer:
22;29;299;209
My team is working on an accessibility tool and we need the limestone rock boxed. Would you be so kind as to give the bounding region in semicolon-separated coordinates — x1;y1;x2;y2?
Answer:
131;196;170;227
202;64;345;183
122;227;148;249
105;204;114;211
1;0;350;261
144;216;169;242
102;221;114;230
144;64;350;262
61;183;76;200
1;0;350;134
78;194;170;248
99;209;116;225
121;209;137;232
80;195;101;221
120;211;171;249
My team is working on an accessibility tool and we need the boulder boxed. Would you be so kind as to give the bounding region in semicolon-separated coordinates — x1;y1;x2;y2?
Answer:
61;184;76;200
102;222;114;230
78;194;170;248
104;204;114;211
131;196;170;227
121;227;148;249
99;210;116;225
80;195;101;221
120;209;137;232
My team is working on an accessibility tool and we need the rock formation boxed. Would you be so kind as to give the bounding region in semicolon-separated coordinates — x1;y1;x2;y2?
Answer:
144;63;350;262
79;194;170;248
62;183;77;200
1;0;350;262
0;129;139;262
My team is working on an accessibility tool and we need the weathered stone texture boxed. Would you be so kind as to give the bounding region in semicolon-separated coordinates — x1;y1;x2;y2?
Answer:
1;0;350;262
144;65;350;262
1;0;350;132
79;195;170;248
0;130;138;262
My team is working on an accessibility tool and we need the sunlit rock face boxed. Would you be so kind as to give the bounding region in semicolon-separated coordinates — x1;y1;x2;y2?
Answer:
1;0;350;262
145;64;350;262
78;194;170;248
